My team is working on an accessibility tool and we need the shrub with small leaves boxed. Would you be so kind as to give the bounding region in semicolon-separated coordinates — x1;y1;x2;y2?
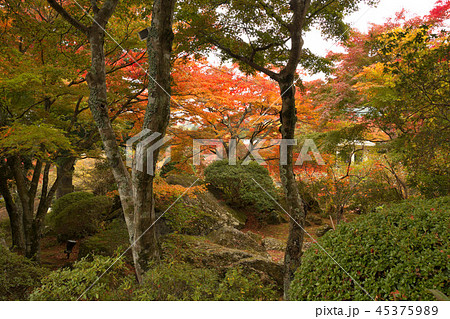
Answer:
290;197;450;300
0;245;46;300
133;262;278;301
30;255;133;301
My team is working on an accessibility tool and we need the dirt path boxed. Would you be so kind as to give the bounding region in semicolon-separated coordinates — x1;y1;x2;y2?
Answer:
241;211;331;262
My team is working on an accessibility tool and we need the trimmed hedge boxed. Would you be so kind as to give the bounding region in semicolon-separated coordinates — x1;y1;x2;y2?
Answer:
290;197;450;300
49;192;113;242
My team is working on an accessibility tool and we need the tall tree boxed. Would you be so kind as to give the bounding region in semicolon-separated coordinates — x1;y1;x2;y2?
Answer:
176;0;377;298
47;0;177;281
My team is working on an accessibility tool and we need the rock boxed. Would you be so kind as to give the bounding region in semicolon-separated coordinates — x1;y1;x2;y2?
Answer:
182;191;245;229
208;226;267;255
307;214;323;225
161;175;246;236
233;256;284;286
245;231;262;243
261;237;285;251
165;174;199;188
161;234;282;286
315;224;333;237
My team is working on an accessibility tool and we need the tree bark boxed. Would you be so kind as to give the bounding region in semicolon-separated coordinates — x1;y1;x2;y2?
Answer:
278;77;306;300
131;0;176;281
56;157;75;199
47;0;177;281
0;165;25;251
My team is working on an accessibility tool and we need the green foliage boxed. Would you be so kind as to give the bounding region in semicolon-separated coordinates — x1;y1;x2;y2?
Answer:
357;25;450;198
163;201;219;235
50;191;94;218
347;169;404;213
78;219;130;261
290;197;450;300
0;123;73;159
0;245;46;301
176;0;378;74
205;160;280;222
30;255;133;301
134;262;277;301
49;192;113;242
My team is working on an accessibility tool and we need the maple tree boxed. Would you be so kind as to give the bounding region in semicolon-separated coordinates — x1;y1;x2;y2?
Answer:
0;0;149;261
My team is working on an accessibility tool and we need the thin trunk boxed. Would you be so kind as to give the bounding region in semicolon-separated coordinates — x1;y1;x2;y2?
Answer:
8;156;36;256
0;165;24;251
29;162;63;261
131;0;176;282
56;157;75;199
86;22;135;240
279;78;306;300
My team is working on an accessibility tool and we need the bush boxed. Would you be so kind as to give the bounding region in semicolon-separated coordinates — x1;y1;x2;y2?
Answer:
78;219;131;261
50;191;94;218
133;262;277;301
0;245;46;300
30;255;133;301
49;192;113;242
205;160;281;222
290;197;450;300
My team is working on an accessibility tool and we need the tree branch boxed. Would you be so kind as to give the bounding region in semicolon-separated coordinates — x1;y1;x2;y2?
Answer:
46;0;89;34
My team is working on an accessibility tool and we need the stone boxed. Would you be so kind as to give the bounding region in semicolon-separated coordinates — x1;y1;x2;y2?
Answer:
161;234;282;286
261;237;285;251
208;226;267;255
233;256;284;286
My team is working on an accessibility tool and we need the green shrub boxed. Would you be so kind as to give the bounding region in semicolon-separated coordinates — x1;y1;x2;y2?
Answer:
78;219;130;260
50;193;113;242
205;160;281;222
30;255;133;301
50;191;94;217
0;245;46;300
290;197;450;300
134;262;277;301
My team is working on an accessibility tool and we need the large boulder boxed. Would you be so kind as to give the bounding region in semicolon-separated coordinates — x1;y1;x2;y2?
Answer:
160;175;246;236
233;256;283;287
207;226;267;255
161;234;282;286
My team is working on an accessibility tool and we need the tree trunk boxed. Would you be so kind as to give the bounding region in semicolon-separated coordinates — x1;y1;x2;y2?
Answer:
86;21;136;237
47;0;177;282
0;165;25;251
279;77;306;300
29;162;69;261
131;0;176;281
56;157;75;199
